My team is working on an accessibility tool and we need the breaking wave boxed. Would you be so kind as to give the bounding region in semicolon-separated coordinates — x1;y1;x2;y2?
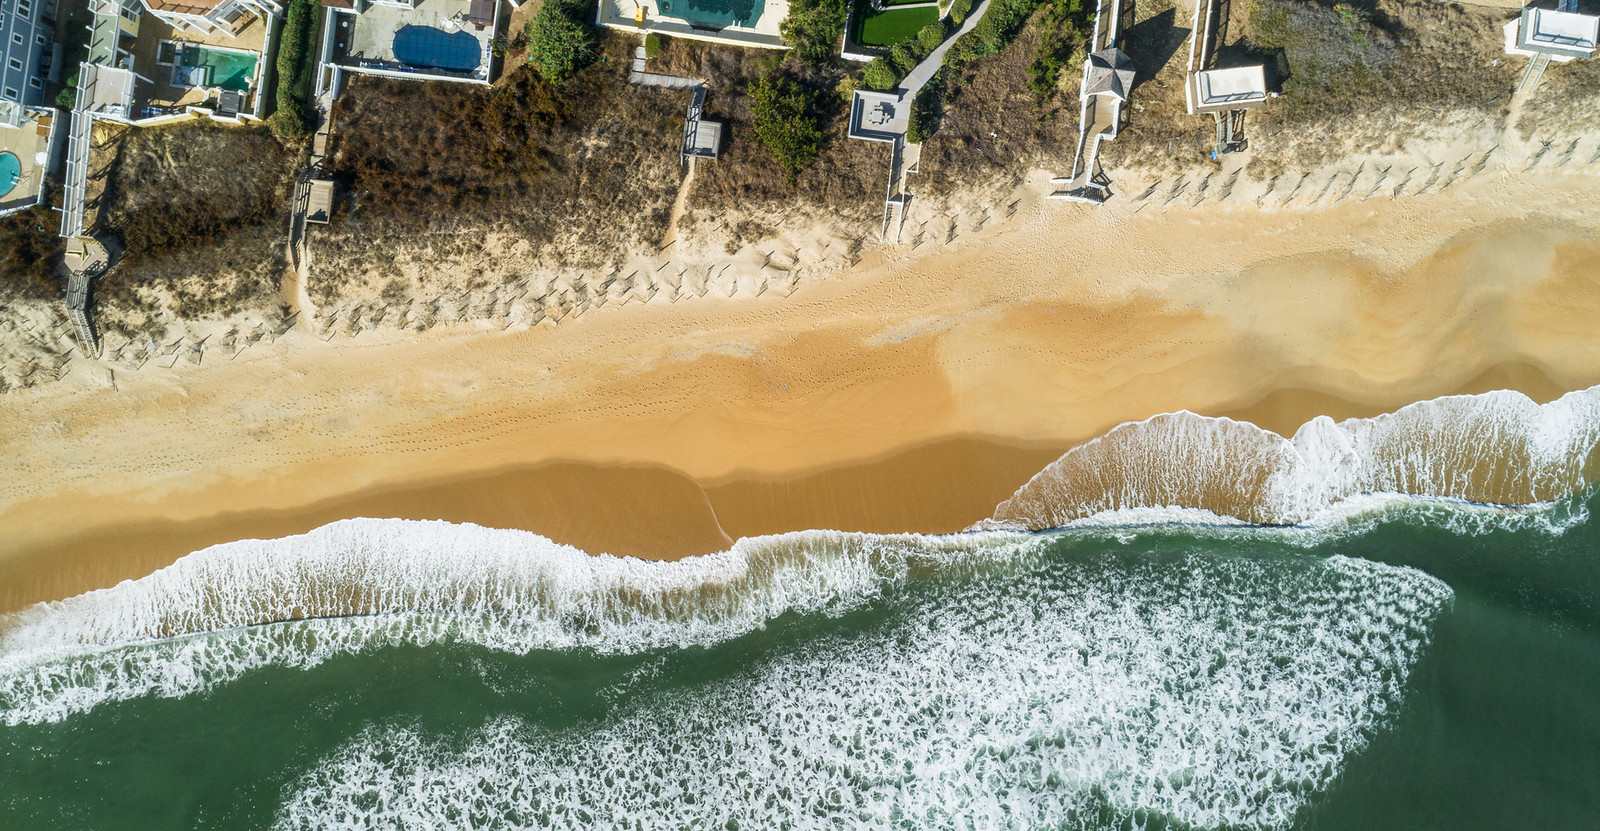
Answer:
0;525;1042;725
275;553;1452;831
1;386;1593;729
985;385;1600;530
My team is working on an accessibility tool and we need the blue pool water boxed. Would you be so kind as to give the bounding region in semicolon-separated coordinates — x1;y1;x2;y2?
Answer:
0;152;19;198
658;0;763;27
390;25;480;73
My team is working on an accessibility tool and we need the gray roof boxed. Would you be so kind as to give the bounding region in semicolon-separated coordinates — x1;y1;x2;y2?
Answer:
1083;49;1135;101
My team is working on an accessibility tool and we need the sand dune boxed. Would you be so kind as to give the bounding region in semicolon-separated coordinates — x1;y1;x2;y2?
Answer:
1;165;1598;613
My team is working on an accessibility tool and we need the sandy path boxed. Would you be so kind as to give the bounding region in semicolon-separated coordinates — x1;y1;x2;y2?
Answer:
661;158;696;251
2;165;1598;609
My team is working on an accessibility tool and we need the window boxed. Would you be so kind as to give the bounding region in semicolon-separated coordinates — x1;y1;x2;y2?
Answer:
8;58;23;71
3;88;17;100
12;33;23;45
29;77;41;88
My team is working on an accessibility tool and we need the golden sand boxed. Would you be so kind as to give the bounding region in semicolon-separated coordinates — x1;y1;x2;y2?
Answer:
2;170;1597;613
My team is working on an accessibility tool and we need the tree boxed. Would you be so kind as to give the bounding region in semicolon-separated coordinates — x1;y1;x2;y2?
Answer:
270;0;319;140
861;57;899;91
889;42;918;74
526;0;595;83
916;21;947;54
749;73;824;185
779;0;847;64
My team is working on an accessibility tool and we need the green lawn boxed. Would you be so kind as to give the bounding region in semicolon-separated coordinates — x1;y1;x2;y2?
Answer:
857;5;940;47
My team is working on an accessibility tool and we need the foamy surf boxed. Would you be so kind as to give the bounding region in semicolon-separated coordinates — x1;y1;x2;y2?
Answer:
983;385;1600;531
0;526;1044;726
274;553;1452;831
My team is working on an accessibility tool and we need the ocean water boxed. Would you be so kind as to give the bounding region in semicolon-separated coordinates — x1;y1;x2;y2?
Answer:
2;387;1598;829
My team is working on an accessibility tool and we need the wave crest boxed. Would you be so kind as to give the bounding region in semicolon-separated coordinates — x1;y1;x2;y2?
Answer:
985;385;1600;530
0;524;1040;725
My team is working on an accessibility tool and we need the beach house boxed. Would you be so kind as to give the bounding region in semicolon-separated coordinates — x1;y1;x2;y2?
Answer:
58;0;279;237
74;0;278;123
0;0;59;217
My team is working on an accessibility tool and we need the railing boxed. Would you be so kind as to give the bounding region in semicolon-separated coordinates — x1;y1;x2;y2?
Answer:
59;108;93;238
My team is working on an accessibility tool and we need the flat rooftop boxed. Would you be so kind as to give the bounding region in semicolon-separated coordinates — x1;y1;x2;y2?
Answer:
331;0;498;82
597;0;788;49
847;90;904;142
1525;7;1599;50
1192;65;1267;111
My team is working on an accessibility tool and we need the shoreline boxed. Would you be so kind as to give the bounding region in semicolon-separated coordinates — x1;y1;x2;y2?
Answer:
3;169;1599;613
0;361;1580;615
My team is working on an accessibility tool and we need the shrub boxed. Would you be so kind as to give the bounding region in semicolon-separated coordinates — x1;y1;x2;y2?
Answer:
1249;0;1396;121
906;79;942;143
917;20;947;53
526;0;596;83
862;56;900;90
949;0;973;24
946;0;1045;69
0;207;61;300
268;101;312;140
644;32;665;57
271;0;320;139
890;42;919;73
56;67;80;108
748;72;824;184
780;0;847;63
1028;0;1088;100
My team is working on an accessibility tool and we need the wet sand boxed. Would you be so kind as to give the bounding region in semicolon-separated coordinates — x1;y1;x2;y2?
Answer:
2;169;1598;613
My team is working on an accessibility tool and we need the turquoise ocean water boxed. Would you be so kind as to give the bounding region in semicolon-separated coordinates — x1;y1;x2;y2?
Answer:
2;388;1598;829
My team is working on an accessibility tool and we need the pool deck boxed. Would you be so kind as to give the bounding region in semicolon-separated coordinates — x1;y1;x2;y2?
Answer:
334;0;497;82
127;13;269;116
597;0;789;49
0;110;55;217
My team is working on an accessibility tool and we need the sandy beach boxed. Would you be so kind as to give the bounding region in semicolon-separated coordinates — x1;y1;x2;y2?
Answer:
3;164;1598;613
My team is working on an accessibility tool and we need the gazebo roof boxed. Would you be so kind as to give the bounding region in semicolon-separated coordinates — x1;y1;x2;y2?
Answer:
1083;49;1136;101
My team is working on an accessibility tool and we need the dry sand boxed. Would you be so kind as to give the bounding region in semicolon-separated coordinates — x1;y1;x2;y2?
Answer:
2;165;1598;613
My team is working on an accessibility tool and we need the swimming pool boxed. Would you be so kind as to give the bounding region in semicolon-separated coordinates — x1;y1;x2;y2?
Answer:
391;25;481;73
0;152;19;198
182;46;258;93
657;0;763;28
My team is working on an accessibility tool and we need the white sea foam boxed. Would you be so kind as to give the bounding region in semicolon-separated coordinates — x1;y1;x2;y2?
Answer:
985;385;1600;530
0;525;1042;726
274;553;1453;831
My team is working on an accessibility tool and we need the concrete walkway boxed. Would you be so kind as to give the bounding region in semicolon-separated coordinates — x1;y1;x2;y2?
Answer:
898;0;994;100
631;46;703;88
